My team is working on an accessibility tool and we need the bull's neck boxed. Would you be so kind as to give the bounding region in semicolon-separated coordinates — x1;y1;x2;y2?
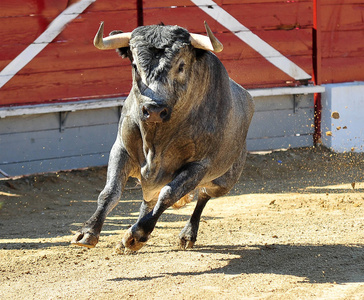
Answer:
139;122;168;181
140;122;157;150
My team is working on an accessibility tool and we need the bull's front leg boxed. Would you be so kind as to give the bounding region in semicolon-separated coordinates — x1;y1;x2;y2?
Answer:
71;138;133;248
122;162;207;251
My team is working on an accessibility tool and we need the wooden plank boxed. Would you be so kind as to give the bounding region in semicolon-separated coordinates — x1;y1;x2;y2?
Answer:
1;22;310;76
0;87;322;119
0;66;132;106
321;0;364;4
0;113;59;135
0;10;137;67
192;0;311;81
0;0;136;18
321;57;364;84
0;123;118;163
210;2;313;31
0;8;137;46
0;98;124;120
0;0;68;18
320;3;364;32
0;0;98;91
223;0;311;4
1;1;315;106
86;0;136;11
144;2;312;84
223;0;311;3
247;96;315;151
0;16;50;46
0;107;120;135
0;153;110;177
1;28;310;75
0;42;132;75
0;105;125;176
0;34;132;75
0;8;137;106
0;45;312;105
317;1;364;84
143;0;312;9
69;10;139;38
250;87;324;98
222;55;312;89
247;134;313;151
144;3;312;31
252;94;313;113
247;108;314;140
213;29;312;61
321;30;364;59
143;0;212;8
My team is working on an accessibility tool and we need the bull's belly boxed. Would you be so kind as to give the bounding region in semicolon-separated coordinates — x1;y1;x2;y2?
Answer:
128;134;245;202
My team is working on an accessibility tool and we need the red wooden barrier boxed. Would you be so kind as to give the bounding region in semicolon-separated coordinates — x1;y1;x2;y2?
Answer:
0;0;363;107
0;1;137;107
144;0;313;88
319;0;364;84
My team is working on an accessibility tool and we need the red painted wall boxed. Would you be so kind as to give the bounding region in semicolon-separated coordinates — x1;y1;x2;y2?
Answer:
320;0;364;84
0;0;363;107
0;0;138;107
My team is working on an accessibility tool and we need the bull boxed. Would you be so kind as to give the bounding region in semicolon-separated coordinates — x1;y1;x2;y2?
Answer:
71;22;254;251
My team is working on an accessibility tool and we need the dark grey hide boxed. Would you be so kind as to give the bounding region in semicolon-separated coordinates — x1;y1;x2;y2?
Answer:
71;24;254;251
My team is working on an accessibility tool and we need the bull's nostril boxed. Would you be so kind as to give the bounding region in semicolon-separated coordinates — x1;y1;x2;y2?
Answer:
142;105;169;122
160;108;168;120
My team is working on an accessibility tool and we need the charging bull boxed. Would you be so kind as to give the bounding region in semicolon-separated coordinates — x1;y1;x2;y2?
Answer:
71;22;254;251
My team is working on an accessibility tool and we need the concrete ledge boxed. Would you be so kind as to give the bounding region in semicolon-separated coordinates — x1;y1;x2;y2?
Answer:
248;85;325;98
0;97;125;119
321;82;364;152
0;86;325;119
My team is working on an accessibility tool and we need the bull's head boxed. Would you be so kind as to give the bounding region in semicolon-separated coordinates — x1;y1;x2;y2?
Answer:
94;22;223;124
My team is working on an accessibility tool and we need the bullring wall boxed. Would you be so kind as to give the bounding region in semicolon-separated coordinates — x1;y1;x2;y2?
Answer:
0;91;315;177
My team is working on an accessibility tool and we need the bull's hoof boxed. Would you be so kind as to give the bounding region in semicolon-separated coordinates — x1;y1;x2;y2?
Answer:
71;231;99;248
179;223;197;250
122;228;147;252
179;237;195;250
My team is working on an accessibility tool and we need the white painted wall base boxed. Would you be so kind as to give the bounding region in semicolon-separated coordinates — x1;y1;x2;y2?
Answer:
321;82;364;152
0;93;315;177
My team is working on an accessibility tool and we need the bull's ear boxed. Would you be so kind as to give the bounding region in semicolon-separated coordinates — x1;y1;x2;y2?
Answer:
116;47;131;59
109;30;131;59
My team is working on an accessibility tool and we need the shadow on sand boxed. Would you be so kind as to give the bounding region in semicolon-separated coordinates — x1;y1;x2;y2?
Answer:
109;243;364;284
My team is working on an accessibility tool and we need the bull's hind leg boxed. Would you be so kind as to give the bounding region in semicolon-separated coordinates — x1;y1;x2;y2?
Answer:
71;138;132;248
179;190;211;249
179;146;248;249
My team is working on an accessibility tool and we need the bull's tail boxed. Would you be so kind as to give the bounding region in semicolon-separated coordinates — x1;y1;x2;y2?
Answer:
172;192;194;209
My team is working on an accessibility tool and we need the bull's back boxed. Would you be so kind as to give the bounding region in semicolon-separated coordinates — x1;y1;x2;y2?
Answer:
229;79;255;129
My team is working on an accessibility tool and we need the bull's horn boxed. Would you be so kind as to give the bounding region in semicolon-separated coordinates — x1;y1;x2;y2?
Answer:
190;21;223;53
93;21;131;50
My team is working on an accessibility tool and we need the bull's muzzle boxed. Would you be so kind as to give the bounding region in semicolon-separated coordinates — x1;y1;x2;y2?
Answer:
142;104;171;123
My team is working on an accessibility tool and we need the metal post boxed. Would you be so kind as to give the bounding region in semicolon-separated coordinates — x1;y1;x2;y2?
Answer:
313;0;322;145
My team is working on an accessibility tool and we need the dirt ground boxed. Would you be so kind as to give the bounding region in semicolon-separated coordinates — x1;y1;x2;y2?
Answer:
0;147;363;299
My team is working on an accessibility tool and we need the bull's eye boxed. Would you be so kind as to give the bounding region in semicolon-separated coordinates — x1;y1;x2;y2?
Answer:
178;62;185;73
